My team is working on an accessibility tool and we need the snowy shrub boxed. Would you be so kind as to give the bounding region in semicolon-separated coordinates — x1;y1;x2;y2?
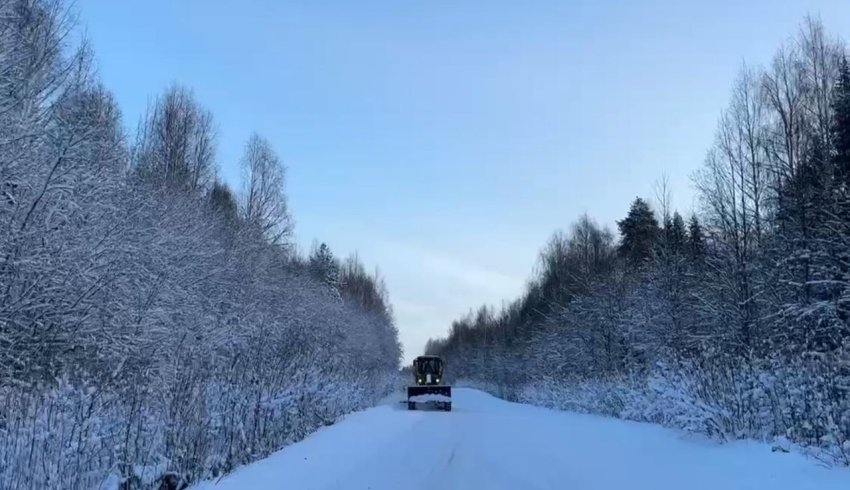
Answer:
513;375;650;420
502;355;850;466
455;378;513;400
0;361;400;490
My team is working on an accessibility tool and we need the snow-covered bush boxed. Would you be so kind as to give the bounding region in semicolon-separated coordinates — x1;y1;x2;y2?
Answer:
455;378;514;401
0;366;399;490
507;355;850;466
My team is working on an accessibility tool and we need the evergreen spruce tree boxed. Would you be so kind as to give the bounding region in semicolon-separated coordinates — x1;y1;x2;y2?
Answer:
309;242;340;290
665;212;687;255
209;180;239;225
617;197;661;267
687;214;705;260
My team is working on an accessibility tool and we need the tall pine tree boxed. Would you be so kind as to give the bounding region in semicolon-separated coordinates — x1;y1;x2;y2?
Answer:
617;197;660;268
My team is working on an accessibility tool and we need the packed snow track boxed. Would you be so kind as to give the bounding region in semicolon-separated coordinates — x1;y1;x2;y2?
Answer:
194;388;848;490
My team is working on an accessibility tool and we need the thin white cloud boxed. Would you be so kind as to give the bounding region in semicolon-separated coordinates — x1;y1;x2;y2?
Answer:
371;236;526;362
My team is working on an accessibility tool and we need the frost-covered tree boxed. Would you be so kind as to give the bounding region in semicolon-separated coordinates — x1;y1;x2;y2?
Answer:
309;241;340;290
240;133;293;245
134;84;217;192
834;56;850;189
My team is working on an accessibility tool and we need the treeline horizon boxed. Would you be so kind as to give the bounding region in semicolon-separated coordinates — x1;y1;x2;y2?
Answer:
427;15;850;465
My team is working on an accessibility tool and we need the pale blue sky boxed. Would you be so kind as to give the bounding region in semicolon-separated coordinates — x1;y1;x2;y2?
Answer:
80;0;850;362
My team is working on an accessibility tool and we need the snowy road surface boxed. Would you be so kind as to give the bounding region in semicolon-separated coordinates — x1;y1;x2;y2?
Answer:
194;388;848;490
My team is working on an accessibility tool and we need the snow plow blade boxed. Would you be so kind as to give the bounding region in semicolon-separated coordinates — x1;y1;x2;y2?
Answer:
407;385;452;411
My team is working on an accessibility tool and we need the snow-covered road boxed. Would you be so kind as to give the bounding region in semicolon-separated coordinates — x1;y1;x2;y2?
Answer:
194;388;848;490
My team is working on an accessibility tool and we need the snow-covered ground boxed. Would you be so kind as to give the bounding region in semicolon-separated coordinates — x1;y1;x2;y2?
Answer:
193;388;849;490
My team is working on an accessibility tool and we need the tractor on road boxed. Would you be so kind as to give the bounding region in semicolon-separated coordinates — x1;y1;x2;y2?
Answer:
407;355;451;411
